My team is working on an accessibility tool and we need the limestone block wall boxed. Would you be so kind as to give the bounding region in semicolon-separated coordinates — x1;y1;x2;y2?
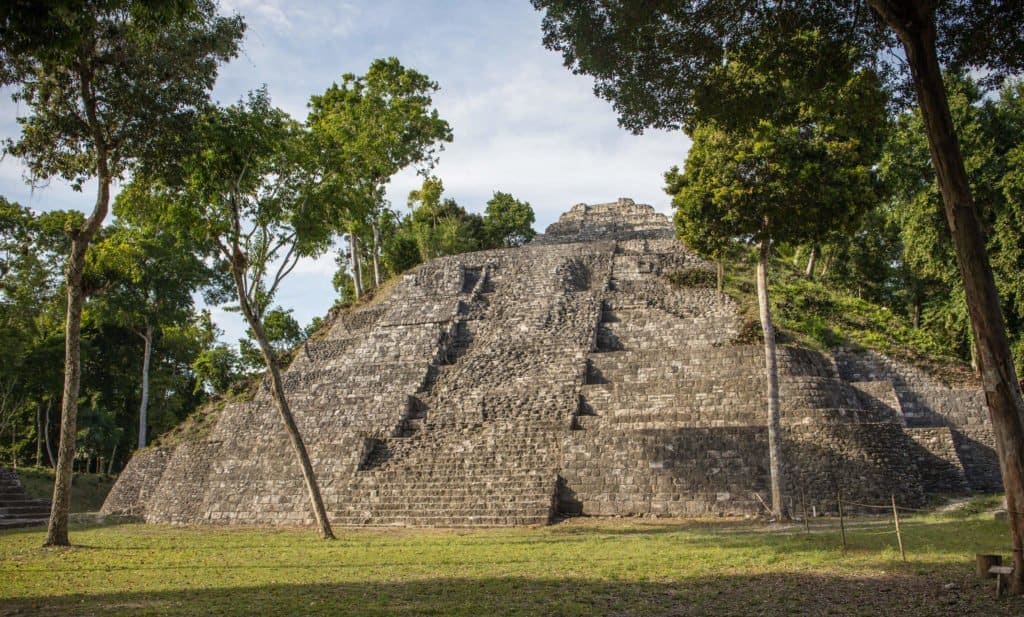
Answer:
833;349;1000;491
100;447;173;518
560;423;926;517
560;427;771;516
906;428;970;494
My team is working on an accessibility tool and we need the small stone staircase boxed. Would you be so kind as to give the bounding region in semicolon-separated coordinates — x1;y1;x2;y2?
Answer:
339;424;558;526
0;468;51;530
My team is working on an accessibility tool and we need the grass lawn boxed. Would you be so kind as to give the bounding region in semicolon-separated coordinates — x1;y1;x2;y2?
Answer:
2;506;1023;616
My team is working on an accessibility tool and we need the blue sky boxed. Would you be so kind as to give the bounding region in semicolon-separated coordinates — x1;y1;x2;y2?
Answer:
0;0;691;344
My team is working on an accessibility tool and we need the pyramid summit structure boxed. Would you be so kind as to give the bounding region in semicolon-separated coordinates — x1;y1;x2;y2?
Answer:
103;198;1000;526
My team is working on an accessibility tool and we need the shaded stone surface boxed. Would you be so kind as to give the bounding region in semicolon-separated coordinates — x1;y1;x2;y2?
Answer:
103;198;999;527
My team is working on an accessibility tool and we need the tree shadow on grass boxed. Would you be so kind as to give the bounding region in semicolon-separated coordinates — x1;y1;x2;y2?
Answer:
3;572;1024;617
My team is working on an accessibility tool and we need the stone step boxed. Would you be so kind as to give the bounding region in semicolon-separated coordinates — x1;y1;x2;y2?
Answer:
343;483;552;494
348;477;553;487
329;514;551;527
596;321;711;352
586;347;835;381
338;499;553;510
0;502;51;515
354;481;554;491
0;517;48;530
581;376;869;415
333;501;553;512
575;406;896;431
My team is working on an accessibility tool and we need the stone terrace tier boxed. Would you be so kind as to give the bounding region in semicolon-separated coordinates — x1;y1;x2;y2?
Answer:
103;199;1000;527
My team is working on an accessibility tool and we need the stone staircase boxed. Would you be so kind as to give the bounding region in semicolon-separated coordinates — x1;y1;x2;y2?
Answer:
332;253;567;526
0;468;51;530
336;425;558;526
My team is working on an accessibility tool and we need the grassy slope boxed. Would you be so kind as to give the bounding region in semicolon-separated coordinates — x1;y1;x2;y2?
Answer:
1;503;1021;616
720;254;976;386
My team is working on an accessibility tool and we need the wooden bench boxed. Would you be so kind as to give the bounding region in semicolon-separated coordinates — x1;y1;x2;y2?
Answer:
989;565;1014;597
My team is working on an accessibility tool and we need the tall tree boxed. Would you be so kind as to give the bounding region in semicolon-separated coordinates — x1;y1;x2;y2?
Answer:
407;177;483;259
308;57;452;295
534;0;1024;589
666;23;887;519
1;0;242;546
126;89;338;539
483;192;536;248
669;115;882;518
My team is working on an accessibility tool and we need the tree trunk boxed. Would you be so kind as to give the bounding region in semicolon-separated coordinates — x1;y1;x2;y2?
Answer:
44;398;54;468
137;322;154;449
716;258;724;297
107;443;116;475
357;236;368;290
372;223;381;288
349;233;363;301
869;0;1024;594
970;329;979;376
46;236;89;546
45;158;109;546
757;238;786;520
35;401;43;468
820;247;832;278
230;266;335;540
805;245;818;280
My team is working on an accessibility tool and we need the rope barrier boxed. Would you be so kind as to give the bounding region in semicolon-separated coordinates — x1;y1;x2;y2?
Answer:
840;499;929;513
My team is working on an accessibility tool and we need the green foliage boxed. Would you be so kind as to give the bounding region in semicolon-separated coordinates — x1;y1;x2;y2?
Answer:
721;251;965;373
124;88;334;329
405;176;487;261
2;0;244;189
307;57;452;193
191;345;242;395
0;1;243;487
380;227;422;277
533;1;1024;134
667;27;886;258
239;308;305;370
483;192;536;248
878;74;1024;369
308;57;452;299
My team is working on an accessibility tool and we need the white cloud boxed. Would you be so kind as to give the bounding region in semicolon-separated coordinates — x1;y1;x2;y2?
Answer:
220;1;358;37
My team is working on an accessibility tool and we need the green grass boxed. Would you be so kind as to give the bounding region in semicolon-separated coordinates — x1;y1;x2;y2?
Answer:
2;507;1022;616
15;467;115;513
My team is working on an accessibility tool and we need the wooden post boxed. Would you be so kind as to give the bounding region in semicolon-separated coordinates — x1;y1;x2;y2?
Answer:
800;483;809;533
838;490;847;551
978;554;1002;579
891;494;906;562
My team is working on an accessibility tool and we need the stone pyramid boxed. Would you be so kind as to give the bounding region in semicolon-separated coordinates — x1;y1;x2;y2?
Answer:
102;199;1000;526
